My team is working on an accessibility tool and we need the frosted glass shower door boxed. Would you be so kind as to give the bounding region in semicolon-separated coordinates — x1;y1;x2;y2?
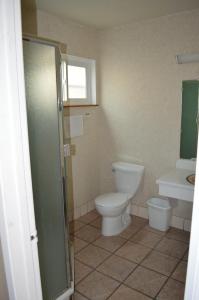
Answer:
23;39;71;300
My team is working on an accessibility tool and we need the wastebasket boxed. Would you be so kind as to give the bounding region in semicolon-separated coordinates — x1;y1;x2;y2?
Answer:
147;197;171;231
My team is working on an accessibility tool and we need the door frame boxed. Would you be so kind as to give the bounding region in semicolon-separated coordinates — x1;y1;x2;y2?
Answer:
0;0;42;299
184;146;199;299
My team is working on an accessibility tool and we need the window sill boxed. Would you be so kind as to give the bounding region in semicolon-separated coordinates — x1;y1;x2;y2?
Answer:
64;104;99;108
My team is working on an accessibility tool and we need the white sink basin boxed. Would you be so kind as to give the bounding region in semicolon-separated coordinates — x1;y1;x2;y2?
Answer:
156;159;195;202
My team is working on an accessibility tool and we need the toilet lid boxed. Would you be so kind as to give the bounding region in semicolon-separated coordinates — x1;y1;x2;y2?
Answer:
95;193;130;208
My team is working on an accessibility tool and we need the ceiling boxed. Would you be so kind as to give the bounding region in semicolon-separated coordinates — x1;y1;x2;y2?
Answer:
36;0;199;29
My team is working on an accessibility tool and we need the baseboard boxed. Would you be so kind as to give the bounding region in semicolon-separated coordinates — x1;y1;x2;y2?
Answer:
131;204;191;232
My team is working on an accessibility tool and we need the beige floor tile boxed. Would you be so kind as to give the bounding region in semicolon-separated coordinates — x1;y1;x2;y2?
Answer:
93;235;126;252
74;238;88;254
115;241;151;263
70;220;85;234
143;225;167;236
119;224;140;239
75;225;101;243
73;292;88;300
172;261;187;283
76;271;120;300
157;278;185;300
76;244;110;268
78;210;99;224
130;229;161;248
97;254;137;282
109;284;151;300
90;217;102;229
75;260;93;284
155;237;188;259
125;266;167;298
131;216;148;228
119;216;148;240
183;250;189;261
166;228;190;243
141;250;179;276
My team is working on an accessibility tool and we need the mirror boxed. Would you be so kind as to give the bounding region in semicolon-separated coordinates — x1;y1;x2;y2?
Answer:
180;80;199;159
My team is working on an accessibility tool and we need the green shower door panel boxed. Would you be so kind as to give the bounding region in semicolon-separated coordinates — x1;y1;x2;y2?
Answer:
180;81;198;159
23;40;69;299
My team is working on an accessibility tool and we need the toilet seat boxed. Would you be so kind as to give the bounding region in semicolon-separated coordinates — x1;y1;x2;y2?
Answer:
95;193;131;208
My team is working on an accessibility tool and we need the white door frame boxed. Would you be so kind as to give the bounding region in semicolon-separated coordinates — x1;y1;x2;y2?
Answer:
184;140;199;299
0;0;42;299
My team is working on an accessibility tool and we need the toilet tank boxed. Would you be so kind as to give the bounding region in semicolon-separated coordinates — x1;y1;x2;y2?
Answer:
112;162;144;196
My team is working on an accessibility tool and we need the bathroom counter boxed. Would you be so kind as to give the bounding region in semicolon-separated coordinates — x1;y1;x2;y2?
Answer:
156;167;195;202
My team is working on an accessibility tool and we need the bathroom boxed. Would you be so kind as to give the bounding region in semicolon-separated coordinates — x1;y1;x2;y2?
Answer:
1;0;199;299
34;3;196;297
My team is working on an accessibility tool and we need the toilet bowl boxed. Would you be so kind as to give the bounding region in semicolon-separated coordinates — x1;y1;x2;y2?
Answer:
95;162;144;236
95;193;132;236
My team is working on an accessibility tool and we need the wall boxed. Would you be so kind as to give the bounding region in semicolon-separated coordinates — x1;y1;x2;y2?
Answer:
99;9;199;230
37;10;100;219
21;0;37;34
37;9;199;230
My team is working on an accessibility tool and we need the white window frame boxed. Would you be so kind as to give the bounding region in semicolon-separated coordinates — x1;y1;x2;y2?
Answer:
62;54;96;105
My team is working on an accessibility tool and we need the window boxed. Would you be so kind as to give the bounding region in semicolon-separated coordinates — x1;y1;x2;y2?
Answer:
62;55;96;105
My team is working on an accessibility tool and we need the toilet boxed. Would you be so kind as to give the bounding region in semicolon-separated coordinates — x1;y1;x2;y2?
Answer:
95;162;144;236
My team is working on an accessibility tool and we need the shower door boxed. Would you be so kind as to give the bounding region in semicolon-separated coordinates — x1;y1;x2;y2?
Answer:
23;38;72;300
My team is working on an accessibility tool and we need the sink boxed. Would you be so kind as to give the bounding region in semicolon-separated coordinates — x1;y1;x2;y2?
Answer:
186;174;195;185
156;159;195;202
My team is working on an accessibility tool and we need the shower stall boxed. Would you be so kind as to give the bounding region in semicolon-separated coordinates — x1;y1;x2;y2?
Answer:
23;36;73;300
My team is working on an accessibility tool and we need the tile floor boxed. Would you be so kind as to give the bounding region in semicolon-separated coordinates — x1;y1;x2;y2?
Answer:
70;210;189;300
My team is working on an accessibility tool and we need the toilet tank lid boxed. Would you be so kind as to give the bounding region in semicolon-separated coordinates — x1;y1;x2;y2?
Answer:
95;193;131;208
112;161;144;173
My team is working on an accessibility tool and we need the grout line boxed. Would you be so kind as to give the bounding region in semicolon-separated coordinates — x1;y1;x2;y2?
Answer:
170;256;187;282
116;228;186;299
75;258;185;299
72;290;90;300
123;283;154;299
73;214;189;299
75;229;159;298
106;283;123;299
154;251;187;299
74;222;150;297
73;216;186;263
73;241;89;255
72;222;189;246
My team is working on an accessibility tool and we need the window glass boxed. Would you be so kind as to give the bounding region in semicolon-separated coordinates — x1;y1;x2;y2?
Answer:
61;54;96;105
67;65;86;99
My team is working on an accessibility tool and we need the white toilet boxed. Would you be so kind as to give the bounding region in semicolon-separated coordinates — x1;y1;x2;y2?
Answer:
95;161;144;236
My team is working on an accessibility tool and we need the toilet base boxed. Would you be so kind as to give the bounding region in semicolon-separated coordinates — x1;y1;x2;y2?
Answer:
101;212;131;236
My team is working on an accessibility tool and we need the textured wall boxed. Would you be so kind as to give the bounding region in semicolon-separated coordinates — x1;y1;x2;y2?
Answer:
37;10;100;217
99;9;199;226
37;9;199;227
66;107;100;217
21;0;37;34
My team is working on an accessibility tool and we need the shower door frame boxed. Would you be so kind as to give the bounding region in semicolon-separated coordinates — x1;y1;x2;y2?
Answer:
23;35;73;299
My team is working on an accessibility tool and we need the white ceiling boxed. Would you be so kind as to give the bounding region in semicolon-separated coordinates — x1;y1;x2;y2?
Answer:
36;0;199;29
